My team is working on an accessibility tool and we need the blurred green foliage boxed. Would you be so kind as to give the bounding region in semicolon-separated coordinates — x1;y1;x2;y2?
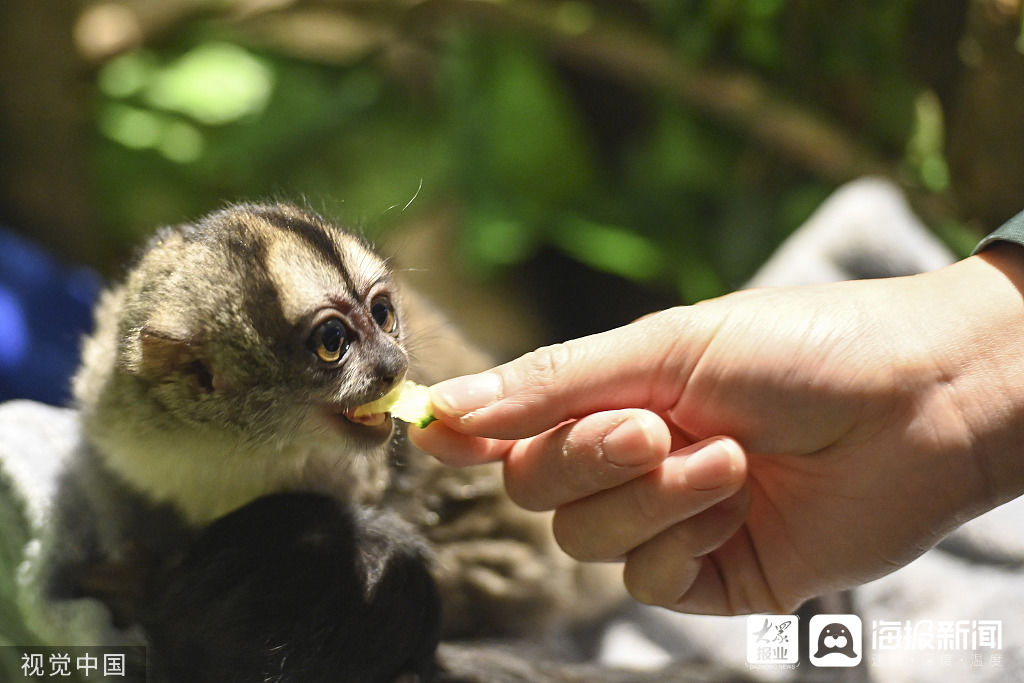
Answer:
89;0;961;310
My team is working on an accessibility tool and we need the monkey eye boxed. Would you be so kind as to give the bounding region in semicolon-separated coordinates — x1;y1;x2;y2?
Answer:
370;297;397;334
308;318;349;363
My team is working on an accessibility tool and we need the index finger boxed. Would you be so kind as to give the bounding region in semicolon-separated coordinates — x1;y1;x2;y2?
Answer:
428;308;701;440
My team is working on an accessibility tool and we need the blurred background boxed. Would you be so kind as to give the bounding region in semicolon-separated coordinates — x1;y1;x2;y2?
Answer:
2;0;1023;404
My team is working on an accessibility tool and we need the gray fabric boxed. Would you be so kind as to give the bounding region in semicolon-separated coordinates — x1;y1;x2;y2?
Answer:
745;177;955;287
974;209;1024;254
0;401;141;682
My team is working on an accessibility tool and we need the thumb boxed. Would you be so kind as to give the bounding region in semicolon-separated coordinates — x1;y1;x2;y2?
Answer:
429;308;700;440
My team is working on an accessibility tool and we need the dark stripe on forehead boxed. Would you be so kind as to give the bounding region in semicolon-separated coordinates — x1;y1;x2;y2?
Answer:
210;217;292;355
182;207;294;359
249;205;359;297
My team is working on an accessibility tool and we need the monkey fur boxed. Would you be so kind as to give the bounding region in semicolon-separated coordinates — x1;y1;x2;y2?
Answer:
142;492;441;683
53;203;622;680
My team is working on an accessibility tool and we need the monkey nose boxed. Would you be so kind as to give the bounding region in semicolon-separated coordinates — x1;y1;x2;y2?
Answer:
375;359;407;390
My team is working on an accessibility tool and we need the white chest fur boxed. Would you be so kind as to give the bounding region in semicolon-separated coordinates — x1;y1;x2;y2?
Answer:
91;418;390;525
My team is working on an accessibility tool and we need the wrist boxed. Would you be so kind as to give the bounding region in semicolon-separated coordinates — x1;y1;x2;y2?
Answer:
923;246;1024;513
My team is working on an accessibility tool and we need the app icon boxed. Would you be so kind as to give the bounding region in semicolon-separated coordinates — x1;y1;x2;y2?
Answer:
809;614;863;667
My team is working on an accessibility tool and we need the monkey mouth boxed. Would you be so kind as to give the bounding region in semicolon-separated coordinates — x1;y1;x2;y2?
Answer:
336;405;394;438
342;407;389;427
316;404;393;443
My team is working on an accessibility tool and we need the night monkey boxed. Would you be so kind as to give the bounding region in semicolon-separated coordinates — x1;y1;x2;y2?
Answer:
56;203;620;679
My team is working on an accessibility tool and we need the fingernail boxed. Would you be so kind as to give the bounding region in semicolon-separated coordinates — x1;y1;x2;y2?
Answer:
602;416;663;467
683;439;741;491
431;372;503;419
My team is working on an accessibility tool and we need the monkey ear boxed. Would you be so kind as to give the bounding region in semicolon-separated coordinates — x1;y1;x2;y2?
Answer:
137;324;223;393
138;325;198;376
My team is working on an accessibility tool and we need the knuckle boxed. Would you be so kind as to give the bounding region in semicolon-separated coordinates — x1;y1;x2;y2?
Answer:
516;342;573;394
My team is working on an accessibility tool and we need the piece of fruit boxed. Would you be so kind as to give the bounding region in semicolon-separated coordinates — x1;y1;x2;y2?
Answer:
352;380;436;428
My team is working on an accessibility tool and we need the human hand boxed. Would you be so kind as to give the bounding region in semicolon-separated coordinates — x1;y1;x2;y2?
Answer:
410;249;1024;615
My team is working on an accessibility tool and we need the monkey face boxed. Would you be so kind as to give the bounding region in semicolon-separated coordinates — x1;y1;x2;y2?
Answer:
296;288;409;448
121;204;411;449
81;204;421;521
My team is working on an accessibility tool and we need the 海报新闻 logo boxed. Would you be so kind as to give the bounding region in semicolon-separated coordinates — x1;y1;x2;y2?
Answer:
809;614;863;667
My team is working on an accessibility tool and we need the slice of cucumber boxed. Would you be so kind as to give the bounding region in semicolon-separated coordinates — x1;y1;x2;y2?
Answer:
352;380;436;428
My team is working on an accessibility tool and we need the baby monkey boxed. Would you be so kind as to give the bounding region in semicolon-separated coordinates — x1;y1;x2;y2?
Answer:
54;203;618;679
74;203;410;523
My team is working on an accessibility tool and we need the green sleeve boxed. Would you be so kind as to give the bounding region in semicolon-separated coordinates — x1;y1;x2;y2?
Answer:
973;209;1024;254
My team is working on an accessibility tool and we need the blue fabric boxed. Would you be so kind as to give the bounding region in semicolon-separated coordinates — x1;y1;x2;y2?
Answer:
0;229;101;406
